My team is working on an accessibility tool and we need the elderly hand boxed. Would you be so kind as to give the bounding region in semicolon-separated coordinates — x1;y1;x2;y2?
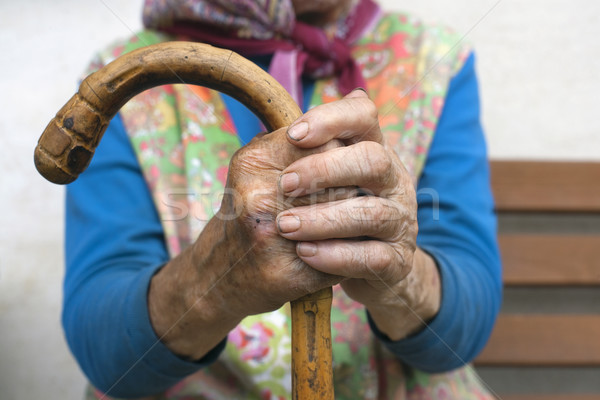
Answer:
277;89;442;340
148;122;351;360
149;89;442;361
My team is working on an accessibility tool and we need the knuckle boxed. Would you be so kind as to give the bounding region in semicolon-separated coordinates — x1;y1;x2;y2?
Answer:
371;245;393;273
388;206;416;245
397;248;414;279
377;204;398;236
401;171;417;197
354;197;395;237
361;98;379;122
370;201;387;227
362;243;396;282
229;145;267;179
358;142;391;178
228;146;245;172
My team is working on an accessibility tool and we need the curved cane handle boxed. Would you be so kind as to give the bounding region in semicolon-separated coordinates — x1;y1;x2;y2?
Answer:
34;42;334;399
34;42;302;184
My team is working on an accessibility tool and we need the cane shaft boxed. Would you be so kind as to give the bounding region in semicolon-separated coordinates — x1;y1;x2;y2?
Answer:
291;287;334;399
35;42;334;398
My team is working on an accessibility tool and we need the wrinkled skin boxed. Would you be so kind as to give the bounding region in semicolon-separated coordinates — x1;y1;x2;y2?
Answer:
215;129;352;314
148;90;441;360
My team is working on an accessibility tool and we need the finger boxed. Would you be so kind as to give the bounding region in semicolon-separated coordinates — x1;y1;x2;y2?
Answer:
237;127;345;172
295;239;410;283
286;89;383;148
287;186;359;208
268;255;344;302
279;141;410;197
276;196;414;241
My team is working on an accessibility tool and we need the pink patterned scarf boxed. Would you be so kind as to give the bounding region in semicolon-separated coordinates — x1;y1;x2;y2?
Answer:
142;0;382;106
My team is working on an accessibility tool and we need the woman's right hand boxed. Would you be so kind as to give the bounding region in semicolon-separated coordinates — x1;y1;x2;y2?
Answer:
147;127;346;360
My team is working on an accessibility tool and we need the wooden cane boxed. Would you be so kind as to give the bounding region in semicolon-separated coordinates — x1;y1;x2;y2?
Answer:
34;42;334;399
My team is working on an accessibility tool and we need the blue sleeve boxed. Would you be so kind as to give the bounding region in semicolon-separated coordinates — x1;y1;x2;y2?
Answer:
63;115;226;398
368;53;502;372
64;52;500;395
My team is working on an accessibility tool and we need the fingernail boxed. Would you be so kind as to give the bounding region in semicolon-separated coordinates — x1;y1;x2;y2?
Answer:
297;242;318;257
287;121;308;141
279;172;299;193
277;215;301;233
353;87;367;94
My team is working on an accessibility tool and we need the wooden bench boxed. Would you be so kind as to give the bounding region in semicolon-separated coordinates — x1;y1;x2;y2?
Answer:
474;161;600;400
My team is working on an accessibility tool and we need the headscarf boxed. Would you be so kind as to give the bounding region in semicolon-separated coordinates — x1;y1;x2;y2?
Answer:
143;0;382;106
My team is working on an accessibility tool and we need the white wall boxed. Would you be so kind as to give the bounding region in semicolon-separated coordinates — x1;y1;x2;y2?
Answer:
384;0;600;160
0;1;598;399
0;1;143;399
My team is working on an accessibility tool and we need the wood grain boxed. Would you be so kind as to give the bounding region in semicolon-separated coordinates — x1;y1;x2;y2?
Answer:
494;395;600;400
491;161;600;212
291;289;334;400
499;234;600;285
476;315;600;366
35;42;301;184
482;161;600;397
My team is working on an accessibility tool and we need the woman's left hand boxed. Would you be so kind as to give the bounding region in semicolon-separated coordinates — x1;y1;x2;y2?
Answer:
277;89;441;340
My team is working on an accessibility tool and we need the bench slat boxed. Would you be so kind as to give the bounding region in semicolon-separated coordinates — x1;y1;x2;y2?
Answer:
476;315;600;366
500;234;600;285
496;396;600;400
490;161;600;212
480;161;600;396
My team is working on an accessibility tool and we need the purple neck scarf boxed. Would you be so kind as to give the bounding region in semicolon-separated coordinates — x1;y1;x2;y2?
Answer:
143;0;382;106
